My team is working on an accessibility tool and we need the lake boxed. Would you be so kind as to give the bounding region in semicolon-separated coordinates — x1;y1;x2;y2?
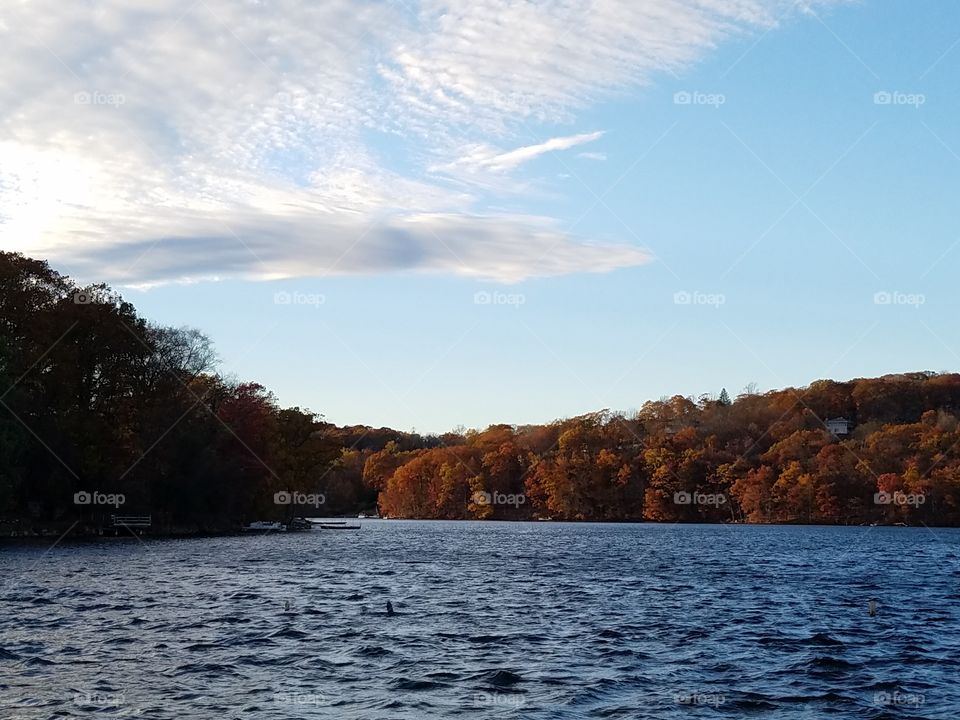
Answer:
2;522;958;718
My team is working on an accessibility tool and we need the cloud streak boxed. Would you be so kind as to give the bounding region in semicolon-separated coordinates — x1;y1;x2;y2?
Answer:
432;131;605;181
59;211;653;286
464;132;605;173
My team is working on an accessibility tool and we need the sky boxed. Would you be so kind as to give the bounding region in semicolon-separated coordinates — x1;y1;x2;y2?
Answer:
2;0;959;433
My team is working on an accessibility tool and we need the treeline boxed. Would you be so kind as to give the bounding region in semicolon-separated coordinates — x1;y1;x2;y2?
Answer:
0;253;432;534
3;252;960;532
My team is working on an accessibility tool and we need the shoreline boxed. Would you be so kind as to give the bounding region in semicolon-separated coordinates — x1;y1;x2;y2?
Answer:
0;517;945;542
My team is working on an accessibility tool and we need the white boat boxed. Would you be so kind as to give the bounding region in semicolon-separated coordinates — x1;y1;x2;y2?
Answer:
302;518;361;529
242;521;287;532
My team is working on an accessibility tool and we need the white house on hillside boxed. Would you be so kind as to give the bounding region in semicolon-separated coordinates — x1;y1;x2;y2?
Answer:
825;417;851;437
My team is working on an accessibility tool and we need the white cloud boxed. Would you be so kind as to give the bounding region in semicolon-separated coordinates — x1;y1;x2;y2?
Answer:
0;0;842;286
578;152;608;161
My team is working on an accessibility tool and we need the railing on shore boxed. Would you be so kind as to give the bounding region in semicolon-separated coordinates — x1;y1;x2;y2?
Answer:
110;515;152;528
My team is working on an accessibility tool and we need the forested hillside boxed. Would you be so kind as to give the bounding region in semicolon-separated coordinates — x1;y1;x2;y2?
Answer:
375;382;960;525
3;252;960;533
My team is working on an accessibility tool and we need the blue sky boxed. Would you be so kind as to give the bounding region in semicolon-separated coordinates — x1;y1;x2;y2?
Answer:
2;1;959;433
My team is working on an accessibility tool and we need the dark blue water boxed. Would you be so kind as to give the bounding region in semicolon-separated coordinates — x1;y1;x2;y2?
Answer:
2;522;959;719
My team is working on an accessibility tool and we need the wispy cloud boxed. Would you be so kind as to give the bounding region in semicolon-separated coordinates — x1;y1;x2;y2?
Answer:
378;0;836;132
578;152;608;161
0;0;843;286
434;131;604;177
